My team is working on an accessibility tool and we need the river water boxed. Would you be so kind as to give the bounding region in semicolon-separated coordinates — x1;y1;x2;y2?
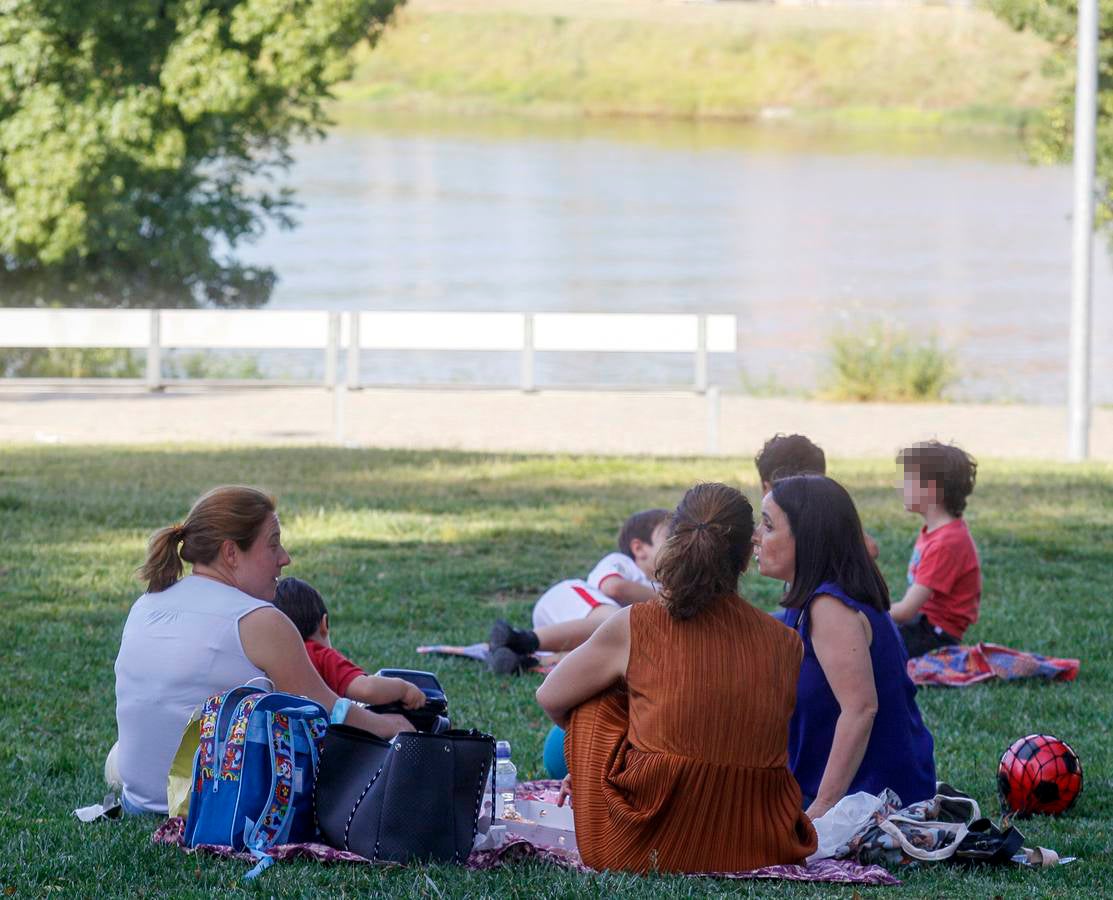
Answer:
238;113;1112;403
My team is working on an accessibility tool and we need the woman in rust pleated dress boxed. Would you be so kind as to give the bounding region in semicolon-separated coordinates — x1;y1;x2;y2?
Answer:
536;482;817;874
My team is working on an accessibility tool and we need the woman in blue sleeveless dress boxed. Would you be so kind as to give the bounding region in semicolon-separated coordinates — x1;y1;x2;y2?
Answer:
753;474;935;819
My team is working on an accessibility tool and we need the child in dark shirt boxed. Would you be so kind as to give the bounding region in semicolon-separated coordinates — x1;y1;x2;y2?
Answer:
755;433;880;559
890;441;982;658
273;577;426;709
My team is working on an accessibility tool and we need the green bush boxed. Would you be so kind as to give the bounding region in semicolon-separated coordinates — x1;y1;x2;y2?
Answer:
824;321;957;402
0;347;142;378
0;348;270;380
163;352;266;380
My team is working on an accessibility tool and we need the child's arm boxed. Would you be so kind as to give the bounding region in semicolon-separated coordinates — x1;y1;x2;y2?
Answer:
599;576;657;607
345;675;427;709
889;583;933;624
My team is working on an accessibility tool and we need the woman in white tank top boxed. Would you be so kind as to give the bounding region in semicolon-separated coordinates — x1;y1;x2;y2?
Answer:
113;485;411;814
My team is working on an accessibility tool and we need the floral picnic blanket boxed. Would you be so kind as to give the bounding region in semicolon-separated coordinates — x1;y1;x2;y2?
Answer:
152;780;898;885
907;642;1080;687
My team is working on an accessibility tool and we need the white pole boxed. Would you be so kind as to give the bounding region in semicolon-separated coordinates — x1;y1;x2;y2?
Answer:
325;312;340;389
347;311;361;390
145;309;162;391
333;381;346;446
706;386;721;456
1068;0;1098;461
695;314;709;394
521;313;536;392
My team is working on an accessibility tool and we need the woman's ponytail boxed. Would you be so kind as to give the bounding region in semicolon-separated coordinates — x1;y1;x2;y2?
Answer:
139;524;185;593
136;485;276;594
655;483;755;620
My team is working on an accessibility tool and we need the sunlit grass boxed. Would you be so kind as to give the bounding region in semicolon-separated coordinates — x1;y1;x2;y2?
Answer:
0;445;1109;897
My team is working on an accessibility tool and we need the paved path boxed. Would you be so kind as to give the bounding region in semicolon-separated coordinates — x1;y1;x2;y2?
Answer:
1;387;1110;461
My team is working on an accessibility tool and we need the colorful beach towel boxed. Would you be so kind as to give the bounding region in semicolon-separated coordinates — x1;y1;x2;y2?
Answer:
908;642;1080;687
152;779;899;885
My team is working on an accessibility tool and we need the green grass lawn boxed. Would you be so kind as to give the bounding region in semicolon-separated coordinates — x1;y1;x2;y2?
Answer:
1;446;1110;897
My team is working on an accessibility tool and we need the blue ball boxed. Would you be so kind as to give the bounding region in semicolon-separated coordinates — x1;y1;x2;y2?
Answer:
543;724;567;779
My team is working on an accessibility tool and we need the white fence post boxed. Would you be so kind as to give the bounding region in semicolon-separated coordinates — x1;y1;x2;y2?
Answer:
347;311;361;390
695;314;709;394
325;312;341;389
0;309;736;395
333;380;346;446
146;309;162;391
521;313;536;392
706;386;721;456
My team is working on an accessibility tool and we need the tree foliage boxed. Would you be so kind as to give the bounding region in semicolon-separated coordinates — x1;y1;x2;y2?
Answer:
988;0;1113;239
0;0;401;307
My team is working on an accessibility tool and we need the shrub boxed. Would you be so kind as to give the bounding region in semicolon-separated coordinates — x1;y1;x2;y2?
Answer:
824;322;957;402
164;352;265;380
0;348;142;378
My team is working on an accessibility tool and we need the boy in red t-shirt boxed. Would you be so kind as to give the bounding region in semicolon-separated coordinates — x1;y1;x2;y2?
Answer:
273;577;426;708
890;441;982;658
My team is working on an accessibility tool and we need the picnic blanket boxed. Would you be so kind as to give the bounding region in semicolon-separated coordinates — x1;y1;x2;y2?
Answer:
908;642;1080;687
416;642;558;675
152;779;898;885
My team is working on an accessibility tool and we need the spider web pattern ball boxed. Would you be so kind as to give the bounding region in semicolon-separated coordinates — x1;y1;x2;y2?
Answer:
997;733;1083;817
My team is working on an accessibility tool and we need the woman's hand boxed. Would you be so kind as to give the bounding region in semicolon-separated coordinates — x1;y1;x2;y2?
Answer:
805;799;833;821
556;773;573;808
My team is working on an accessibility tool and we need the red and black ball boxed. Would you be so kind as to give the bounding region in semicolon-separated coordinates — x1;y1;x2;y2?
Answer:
997;733;1083;817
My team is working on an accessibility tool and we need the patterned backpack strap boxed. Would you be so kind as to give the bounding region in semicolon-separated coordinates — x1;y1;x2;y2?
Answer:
195;692;225;791
218;694;262;781
207;686;266;785
305;714;329;742
245;710;298;854
297;716;327;778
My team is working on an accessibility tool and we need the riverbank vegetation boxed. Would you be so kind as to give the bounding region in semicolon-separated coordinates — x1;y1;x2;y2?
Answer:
824;322;958;402
340;0;1060;133
2;445;1109;896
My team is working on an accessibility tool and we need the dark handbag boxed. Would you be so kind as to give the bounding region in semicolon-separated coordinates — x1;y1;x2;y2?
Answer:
314;723;494;864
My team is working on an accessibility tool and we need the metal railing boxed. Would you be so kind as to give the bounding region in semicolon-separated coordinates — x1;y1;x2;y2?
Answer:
0;307;737;451
0;308;737;393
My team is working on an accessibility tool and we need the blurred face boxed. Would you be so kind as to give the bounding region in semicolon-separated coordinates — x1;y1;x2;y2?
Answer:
753;494;796;582
232;513;291;601
900;466;938;514
633;521;670;579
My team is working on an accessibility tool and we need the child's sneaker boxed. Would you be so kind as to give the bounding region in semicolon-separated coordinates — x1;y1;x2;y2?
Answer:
488;619;541;656
487;646;538;676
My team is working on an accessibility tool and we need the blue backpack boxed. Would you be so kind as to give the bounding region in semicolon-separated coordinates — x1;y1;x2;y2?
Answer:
183;685;330;877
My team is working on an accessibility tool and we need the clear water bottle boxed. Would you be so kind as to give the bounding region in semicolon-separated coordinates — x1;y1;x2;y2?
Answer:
494;740;519;821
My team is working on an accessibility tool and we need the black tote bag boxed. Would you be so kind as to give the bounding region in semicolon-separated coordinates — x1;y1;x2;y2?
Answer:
314;724;495;864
